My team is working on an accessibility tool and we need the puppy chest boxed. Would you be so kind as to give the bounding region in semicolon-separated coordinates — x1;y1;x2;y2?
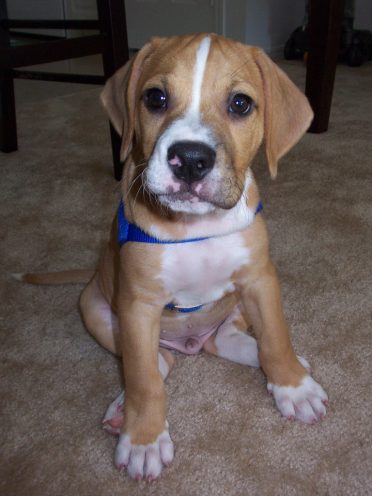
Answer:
159;233;249;306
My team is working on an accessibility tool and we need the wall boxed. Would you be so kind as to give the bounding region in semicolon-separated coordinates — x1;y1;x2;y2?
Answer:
243;0;306;55
222;0;247;42
354;0;372;29
241;0;372;55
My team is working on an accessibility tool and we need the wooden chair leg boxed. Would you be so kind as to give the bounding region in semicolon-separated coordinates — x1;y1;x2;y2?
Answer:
97;0;129;180
0;0;18;152
0;73;18;152
305;0;345;133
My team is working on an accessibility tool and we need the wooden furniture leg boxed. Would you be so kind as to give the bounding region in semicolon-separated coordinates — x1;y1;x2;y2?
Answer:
97;0;129;180
305;0;345;133
0;0;17;152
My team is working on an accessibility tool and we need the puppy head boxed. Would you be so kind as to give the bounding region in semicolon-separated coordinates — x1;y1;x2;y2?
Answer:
101;34;313;215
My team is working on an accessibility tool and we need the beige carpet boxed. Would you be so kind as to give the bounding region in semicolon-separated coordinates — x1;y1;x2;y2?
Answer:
1;60;371;496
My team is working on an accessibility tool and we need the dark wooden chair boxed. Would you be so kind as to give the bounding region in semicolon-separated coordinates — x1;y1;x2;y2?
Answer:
0;0;129;179
306;0;345;133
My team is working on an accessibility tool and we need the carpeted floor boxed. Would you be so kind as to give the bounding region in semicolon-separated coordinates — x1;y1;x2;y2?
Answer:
1;59;371;496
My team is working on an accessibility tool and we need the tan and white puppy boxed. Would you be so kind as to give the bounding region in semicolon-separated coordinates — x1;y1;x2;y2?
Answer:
28;34;329;481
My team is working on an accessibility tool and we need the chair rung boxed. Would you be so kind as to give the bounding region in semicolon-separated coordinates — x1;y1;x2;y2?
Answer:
13;69;105;85
0;35;107;70
0;19;100;30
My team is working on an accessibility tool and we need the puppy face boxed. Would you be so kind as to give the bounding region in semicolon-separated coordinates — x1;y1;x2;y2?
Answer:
136;36;266;214
101;34;313;215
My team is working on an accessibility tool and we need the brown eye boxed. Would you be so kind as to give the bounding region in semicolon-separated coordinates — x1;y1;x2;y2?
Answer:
228;93;254;116
144;88;167;112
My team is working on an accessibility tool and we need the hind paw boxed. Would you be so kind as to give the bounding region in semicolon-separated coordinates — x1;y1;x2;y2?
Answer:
102;391;124;436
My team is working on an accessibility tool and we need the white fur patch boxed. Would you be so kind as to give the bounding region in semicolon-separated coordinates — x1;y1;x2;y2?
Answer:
160;231;249;307
146;36;216;214
115;429;174;481
158;352;170;378
268;375;328;424
214;306;259;367
190;36;211;116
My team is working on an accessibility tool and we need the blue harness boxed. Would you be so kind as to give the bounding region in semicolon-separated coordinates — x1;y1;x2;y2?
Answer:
117;199;263;313
117;199;263;247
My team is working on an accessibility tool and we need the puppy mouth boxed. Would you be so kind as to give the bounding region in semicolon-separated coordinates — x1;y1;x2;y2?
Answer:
161;191;200;202
144;165;244;212
157;186;232;212
151;182;217;214
157;186;210;209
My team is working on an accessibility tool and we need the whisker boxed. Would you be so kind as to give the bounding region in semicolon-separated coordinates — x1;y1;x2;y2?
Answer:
124;173;142;200
130;180;144;215
132;171;144;211
142;173;156;210
132;160;147;169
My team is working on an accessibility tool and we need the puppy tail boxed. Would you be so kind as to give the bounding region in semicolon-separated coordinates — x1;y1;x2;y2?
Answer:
12;270;95;285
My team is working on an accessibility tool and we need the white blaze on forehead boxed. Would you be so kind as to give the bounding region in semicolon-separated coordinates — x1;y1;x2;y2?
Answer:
189;36;211;116
145;35;218;214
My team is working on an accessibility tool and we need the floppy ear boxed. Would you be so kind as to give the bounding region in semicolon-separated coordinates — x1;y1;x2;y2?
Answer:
100;42;155;162
253;48;313;178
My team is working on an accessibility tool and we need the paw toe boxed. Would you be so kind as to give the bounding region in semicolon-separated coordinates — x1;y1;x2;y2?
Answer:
159;430;174;466
145;445;163;480
308;394;327;419
294;399;318;424
115;434;131;469
277;397;296;419
127;446;146;480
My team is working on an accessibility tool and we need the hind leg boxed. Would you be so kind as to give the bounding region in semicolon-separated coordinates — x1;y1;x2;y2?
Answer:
203;305;260;367
80;274;121;355
79;274;174;435
203;306;311;372
203;305;320;422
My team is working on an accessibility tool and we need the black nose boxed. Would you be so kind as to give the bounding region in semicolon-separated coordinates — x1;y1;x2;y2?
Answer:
167;141;216;184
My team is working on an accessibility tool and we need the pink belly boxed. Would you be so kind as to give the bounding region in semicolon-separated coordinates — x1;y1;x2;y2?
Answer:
159;321;222;354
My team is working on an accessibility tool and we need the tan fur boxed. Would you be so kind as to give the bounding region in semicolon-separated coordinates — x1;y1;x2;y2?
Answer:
232;314;249;333
233;214;306;386
202;335;218;356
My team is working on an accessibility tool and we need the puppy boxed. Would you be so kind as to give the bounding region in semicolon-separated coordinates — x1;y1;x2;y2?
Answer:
23;33;329;481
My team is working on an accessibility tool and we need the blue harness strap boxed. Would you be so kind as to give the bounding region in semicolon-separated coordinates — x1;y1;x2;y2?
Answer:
255;200;264;216
117;199;263;313
117;199;263;247
164;303;204;313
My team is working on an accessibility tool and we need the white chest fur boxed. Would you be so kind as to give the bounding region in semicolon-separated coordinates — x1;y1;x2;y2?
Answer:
159;232;249;306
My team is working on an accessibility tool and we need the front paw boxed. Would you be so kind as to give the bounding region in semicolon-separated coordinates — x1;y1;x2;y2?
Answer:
115;427;174;481
267;375;329;424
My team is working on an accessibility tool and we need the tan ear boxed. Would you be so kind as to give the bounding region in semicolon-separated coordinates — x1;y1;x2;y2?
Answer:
253;48;313;178
100;42;155;162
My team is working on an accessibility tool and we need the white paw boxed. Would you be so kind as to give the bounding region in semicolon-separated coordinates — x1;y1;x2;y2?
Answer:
268;375;329;424
115;427;174;481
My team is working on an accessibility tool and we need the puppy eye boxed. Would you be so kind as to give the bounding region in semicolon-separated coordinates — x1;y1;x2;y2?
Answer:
144;87;167;112
228;93;254;116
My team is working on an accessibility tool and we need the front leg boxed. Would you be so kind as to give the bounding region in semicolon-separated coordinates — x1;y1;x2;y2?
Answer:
116;295;173;481
240;260;328;424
